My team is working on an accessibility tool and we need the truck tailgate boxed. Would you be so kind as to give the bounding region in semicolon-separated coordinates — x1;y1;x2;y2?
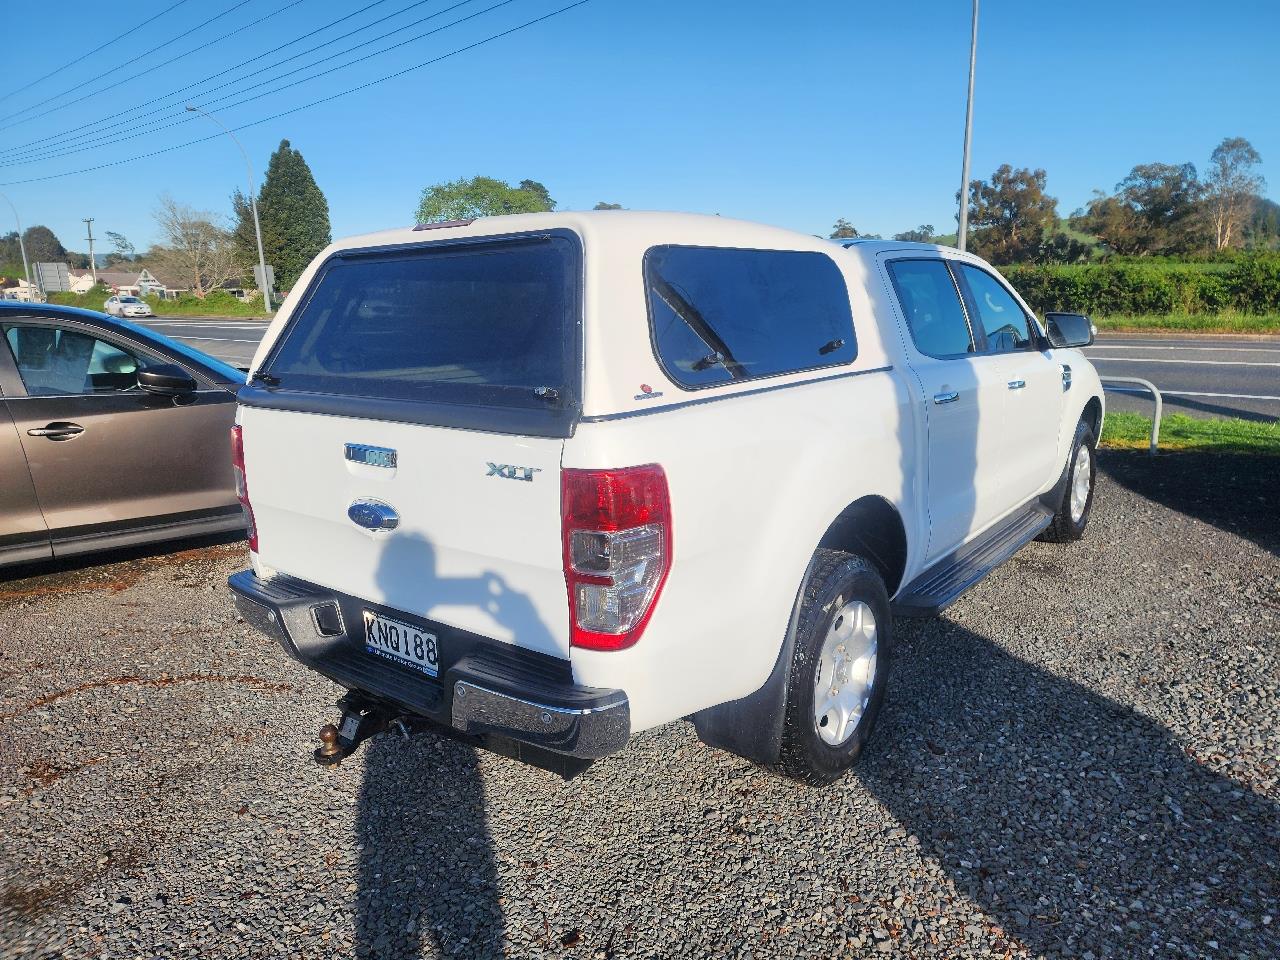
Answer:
241;405;570;659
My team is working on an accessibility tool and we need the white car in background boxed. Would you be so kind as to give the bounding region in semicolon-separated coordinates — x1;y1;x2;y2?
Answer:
104;295;154;318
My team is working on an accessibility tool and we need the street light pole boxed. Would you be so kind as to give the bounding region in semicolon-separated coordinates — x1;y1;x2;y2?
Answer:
956;0;979;252
0;191;33;301
185;105;272;312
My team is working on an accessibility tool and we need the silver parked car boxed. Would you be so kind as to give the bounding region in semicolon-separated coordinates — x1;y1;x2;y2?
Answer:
104;295;154;318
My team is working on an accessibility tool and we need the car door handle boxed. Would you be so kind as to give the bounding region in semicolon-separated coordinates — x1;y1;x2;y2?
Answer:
932;391;960;404
28;422;85;440
1007;379;1026;390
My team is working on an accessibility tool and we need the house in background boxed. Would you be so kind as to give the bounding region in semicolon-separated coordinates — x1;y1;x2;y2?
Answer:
95;266;189;300
67;270;98;293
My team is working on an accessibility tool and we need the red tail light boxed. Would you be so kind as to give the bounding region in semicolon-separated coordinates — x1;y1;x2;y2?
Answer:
561;464;671;651
230;425;259;553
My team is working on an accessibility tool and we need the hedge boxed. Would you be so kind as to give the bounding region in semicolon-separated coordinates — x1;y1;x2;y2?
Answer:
1003;254;1280;316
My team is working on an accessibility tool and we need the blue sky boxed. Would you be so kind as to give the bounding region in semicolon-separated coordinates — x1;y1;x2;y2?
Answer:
1;0;1275;254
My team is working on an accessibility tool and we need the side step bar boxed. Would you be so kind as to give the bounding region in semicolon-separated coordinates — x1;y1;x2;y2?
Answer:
893;505;1052;617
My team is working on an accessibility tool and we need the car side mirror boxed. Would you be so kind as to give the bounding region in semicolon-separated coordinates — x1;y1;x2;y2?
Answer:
1044;312;1095;348
138;363;197;396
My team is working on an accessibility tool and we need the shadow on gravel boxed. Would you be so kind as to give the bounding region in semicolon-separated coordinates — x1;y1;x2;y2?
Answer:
862;619;1279;958
356;738;502;959
352;530;555;958
1100;450;1279;556
0;530;245;586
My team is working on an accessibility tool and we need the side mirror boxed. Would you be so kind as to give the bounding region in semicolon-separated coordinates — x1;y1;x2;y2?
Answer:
1044;312;1095;348
138;362;197;396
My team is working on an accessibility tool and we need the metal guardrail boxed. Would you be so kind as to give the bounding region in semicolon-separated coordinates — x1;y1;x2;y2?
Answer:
1100;376;1163;456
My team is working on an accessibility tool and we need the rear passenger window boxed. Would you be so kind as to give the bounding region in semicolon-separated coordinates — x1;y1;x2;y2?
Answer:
885;260;975;358
644;246;856;388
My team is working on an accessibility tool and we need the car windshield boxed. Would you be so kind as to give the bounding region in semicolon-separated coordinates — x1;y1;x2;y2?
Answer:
120;297;141;303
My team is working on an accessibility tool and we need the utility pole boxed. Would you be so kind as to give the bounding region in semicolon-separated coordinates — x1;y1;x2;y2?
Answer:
83;217;98;286
0;192;33;301
185;105;273;312
956;0;979;252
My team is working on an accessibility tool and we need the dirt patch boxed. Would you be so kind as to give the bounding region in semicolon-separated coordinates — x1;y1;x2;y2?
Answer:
0;674;294;723
0;542;246;605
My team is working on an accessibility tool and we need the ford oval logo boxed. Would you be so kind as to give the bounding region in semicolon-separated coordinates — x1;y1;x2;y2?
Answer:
348;499;400;532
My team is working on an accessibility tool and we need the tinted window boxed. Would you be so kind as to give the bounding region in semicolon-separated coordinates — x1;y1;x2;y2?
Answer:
645;246;855;388
885;260;974;357
4;325;148;396
955;265;1032;352
264;237;578;407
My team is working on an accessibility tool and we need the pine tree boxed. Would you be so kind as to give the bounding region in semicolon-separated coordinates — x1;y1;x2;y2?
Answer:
249;140;331;293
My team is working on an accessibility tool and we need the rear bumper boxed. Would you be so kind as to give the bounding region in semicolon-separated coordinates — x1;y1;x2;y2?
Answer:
228;569;629;760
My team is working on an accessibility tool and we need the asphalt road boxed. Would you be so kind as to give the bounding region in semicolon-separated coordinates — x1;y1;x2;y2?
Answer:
1083;336;1280;422
138;318;1280;423
2;452;1277;959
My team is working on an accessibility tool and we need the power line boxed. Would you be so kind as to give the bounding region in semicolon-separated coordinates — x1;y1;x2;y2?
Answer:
0;0;194;105
0;0;593;188
1;0;509;170
0;0;439;162
0;0;258;128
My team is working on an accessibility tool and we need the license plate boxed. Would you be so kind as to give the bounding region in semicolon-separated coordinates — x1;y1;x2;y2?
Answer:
364;610;439;677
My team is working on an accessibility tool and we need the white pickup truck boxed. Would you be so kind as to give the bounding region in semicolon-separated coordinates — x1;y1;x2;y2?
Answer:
228;211;1103;784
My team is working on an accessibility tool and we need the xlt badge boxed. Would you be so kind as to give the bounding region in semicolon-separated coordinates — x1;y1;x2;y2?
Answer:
486;462;541;482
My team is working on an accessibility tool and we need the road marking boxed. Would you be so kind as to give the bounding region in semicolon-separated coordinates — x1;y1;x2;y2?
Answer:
1107;387;1280;401
1090;356;1280;367
1088;344;1280;354
171;336;262;343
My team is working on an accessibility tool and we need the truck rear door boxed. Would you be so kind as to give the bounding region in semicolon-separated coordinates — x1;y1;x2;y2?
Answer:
238;231;581;660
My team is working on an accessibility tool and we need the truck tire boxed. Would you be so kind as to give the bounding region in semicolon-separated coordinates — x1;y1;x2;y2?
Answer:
777;549;892;785
1040;419;1097;543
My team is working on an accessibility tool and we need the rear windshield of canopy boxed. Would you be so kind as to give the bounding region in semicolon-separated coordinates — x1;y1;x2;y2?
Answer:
262;235;579;408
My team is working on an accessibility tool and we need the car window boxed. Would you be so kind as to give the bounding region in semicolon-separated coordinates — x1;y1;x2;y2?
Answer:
955;265;1033;353
645;246;856;388
263;236;579;408
884;259;975;357
3;324;149;396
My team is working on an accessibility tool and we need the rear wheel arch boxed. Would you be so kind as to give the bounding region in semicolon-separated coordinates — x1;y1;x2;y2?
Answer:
817;495;908;597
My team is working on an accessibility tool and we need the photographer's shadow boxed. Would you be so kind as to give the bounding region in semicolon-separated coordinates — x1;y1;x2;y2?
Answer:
354;532;558;958
861;617;1279;958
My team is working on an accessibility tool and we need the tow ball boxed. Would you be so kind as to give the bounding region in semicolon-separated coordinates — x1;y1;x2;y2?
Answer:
313;693;403;765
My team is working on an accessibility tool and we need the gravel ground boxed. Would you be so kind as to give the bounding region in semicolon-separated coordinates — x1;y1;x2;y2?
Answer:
1;451;1277;959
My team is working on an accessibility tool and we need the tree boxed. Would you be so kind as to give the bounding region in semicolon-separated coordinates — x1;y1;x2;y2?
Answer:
241;139;332;293
22;225;66;264
151;195;241;297
829;218;860;239
517;179;555;211
1074;162;1204;255
1204;136;1265;251
1245;197;1280;249
963;165;1060;264
593;201;624;210
414;176;555;223
893;224;935;243
104;230;135;266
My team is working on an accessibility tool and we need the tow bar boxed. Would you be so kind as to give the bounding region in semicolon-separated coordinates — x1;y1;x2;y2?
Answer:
313;692;396;765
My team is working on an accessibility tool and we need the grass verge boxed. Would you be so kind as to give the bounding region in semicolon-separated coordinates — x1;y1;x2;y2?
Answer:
1093;312;1280;335
1101;412;1280;455
45;290;269;319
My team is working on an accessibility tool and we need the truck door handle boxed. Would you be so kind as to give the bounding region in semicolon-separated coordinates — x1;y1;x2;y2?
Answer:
28;422;84;440
1007;379;1026;390
932;391;960;404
